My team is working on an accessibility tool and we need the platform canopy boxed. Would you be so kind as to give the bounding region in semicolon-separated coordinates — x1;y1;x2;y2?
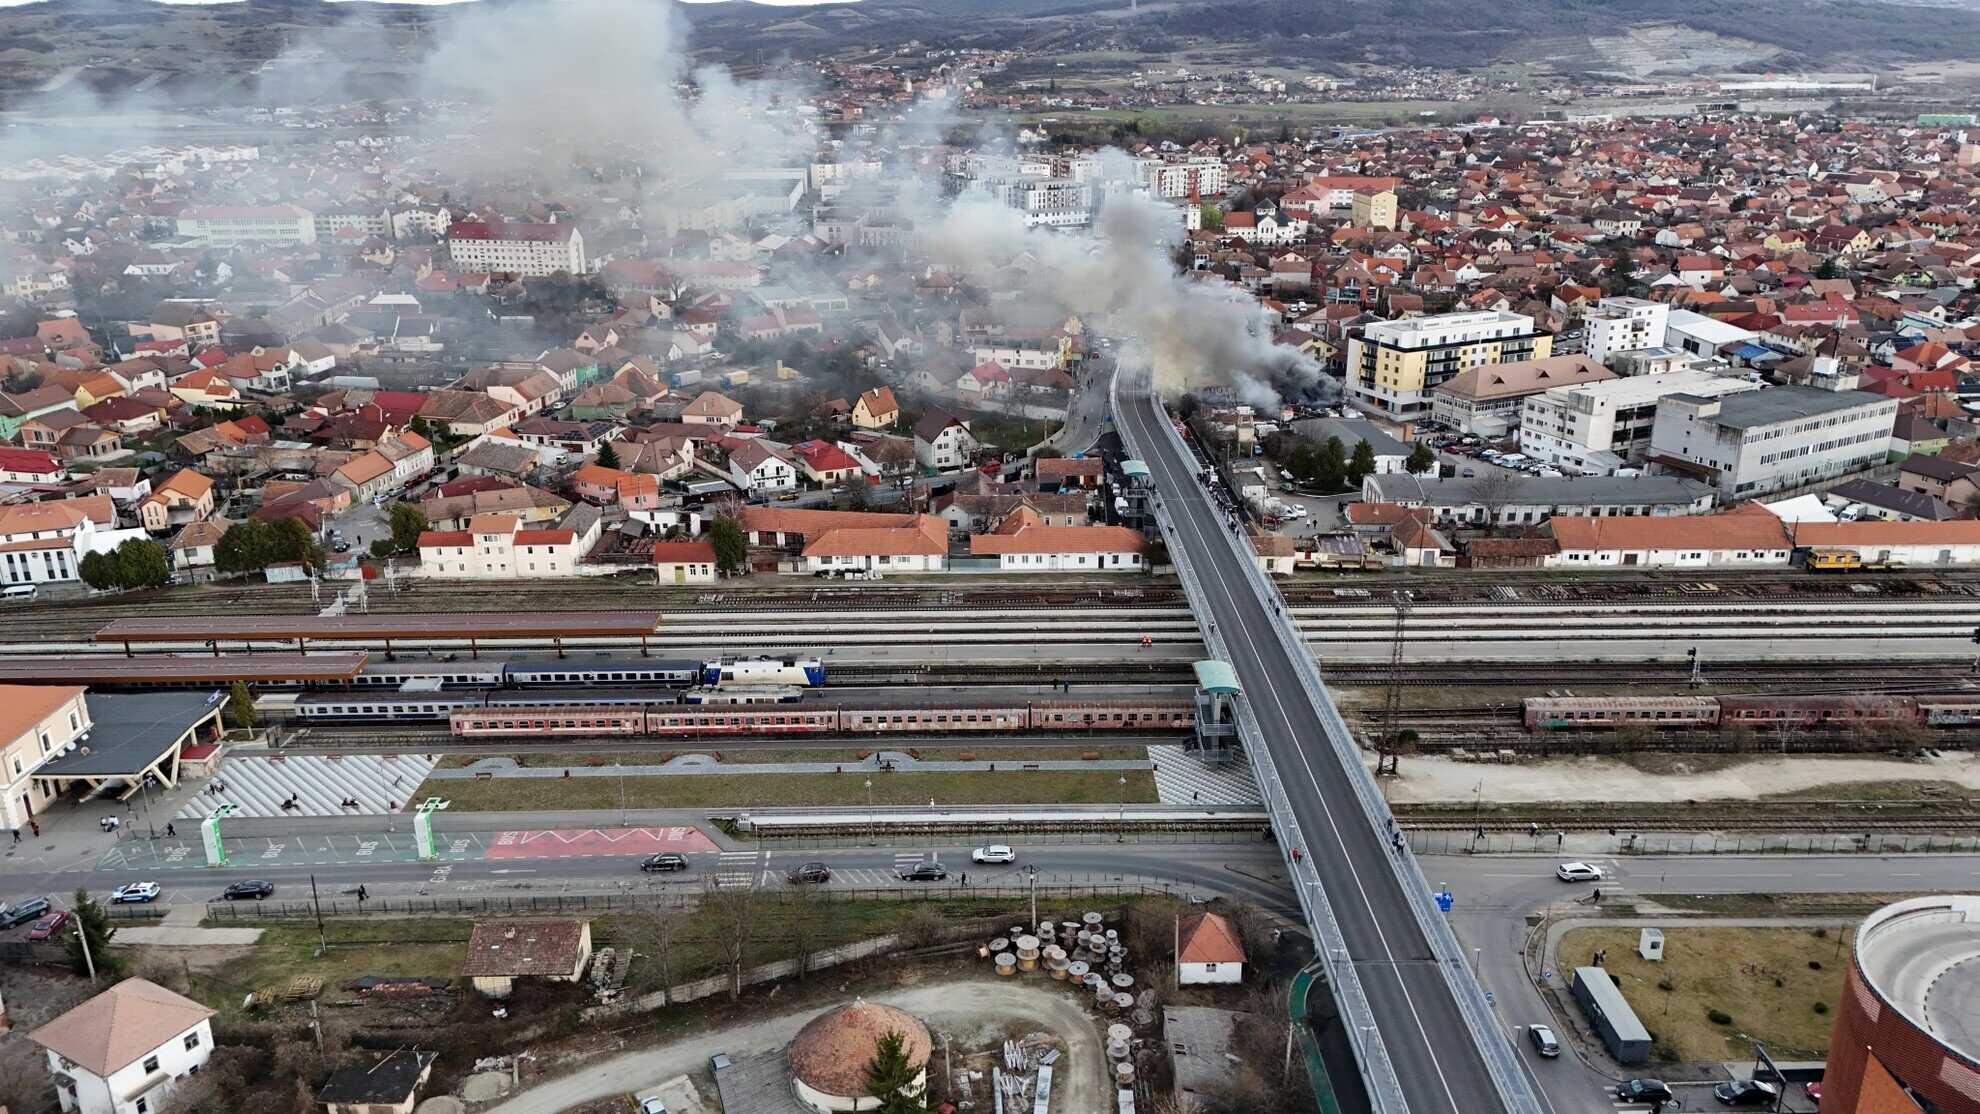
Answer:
1192;660;1242;695
32;691;224;800
0;654;368;685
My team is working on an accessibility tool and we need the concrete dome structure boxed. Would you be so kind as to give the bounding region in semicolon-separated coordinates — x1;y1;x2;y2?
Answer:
786;999;932;1114
1823;895;1980;1113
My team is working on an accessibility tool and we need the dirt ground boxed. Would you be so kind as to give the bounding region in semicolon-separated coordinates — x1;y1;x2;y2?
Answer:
1383;751;1980;804
480;978;1108;1114
0;965;98;1108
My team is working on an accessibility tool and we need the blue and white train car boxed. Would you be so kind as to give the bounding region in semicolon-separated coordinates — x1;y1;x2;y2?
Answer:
701;656;827;687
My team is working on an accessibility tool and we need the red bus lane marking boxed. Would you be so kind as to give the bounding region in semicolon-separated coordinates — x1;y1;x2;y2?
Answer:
482;827;720;860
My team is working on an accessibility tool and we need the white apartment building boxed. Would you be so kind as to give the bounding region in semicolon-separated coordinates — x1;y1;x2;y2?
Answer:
981;176;1094;228
0;500;148;588
447;220;586;277
1519;370;1761;474
1647;386;1898;498
174;204;317;245
415;513;591;579
31;978;215;1114
1;683;89;831
1134;158;1228;199
1663;309;1758;360
1581;297;1671;368
392;205;453;239
1345;310;1552;421
315;209;392;238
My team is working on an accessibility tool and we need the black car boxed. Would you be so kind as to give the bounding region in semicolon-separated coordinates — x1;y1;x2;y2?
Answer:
1617;1080;1676;1104
1713;1080;1781;1106
898;863;948;882
222;880;275;901
640;853;689;873
786;862;832;884
0;897;51;928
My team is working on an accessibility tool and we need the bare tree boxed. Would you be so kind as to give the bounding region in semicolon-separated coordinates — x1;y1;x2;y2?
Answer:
698;877;761;999
1465;470;1525;531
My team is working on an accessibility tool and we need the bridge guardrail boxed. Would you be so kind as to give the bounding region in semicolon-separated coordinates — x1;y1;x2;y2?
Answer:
1122;376;1543;1114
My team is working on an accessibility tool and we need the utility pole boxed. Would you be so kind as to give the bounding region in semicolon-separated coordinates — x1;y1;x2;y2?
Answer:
309;873;327;956
73;917;97;983
1376;590;1412;777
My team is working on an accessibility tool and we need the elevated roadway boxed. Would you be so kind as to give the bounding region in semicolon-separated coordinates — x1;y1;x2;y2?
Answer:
1116;379;1539;1114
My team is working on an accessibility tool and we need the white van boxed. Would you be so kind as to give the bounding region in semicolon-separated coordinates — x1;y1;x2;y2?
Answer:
2;584;37;602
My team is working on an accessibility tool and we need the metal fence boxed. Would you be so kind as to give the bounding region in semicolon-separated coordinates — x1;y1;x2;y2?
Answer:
205;880;1190;922
1410;829;1980;857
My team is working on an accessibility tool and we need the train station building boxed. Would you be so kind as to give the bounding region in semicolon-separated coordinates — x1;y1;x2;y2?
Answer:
2;685;222;833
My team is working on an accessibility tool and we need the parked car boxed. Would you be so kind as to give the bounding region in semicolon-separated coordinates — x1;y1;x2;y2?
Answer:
26;911;70;940
221;880;276;900
638;1098;668;1114
971;845;1016;864
1526;1024;1559;1057
0;897;51;928
786;862;832;884
110;881;162;903
640;853;689;873
899;862;949;882
1713;1080;1781;1106
1556;862;1604;882
1617;1080;1675;1104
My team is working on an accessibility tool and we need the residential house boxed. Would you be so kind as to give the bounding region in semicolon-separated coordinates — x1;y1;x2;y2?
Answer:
851;387;900;430
1036;458;1102;489
417;390;518;437
459;919;593;998
740;506;920;551
136;469;215;534
725;440;798;495
28;978;215;1114
169;519;225;574
314;1050;437;1114
968;513;1147;572
791;440;864;486
0;448;67;491
167;370;242;410
681;391;743;426
914;410;978;471
416;513;592;579
1175;912;1245;986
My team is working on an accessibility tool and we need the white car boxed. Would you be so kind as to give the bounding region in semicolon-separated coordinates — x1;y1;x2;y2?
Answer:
639;1099;668;1114
971;845;1016;865
1555;862;1604;883
111;881;162;903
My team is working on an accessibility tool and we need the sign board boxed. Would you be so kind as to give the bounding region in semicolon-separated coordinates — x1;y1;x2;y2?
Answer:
413;797;449;861
201;804;236;867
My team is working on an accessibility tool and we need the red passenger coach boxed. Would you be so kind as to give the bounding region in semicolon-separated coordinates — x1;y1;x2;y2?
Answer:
1714;694;1918;729
1522;696;1720;730
1030;700;1195;731
643;706;839;735
451;706;646;737
841;705;1029;732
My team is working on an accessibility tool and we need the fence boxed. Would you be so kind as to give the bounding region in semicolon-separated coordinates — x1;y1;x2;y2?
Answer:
205;880;1189;922
1409;829;1980;857
772;828;1268;849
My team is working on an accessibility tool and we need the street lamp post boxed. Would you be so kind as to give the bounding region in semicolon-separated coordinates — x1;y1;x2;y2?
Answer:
1026;864;1039;933
138;772;158;840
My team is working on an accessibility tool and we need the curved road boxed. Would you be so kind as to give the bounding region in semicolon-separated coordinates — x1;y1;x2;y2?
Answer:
481;979;1109;1114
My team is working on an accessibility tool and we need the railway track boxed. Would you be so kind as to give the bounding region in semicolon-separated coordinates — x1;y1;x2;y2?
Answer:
1400;811;1980;832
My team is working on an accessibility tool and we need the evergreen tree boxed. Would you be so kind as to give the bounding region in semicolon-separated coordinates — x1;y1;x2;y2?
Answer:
1348;439;1378;483
1406;441;1436;474
228;681;257;731
707;516;747;576
79;550;119;590
596;440;623;471
388;502;430;553
863;1031;928;1114
66;886;124;980
1815;256;1840;280
114;538;170;589
1316;436;1349;491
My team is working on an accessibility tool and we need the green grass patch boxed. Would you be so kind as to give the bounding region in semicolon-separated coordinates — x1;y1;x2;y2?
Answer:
418;769;1160;811
169;918;475;1016
1760;779;1970;802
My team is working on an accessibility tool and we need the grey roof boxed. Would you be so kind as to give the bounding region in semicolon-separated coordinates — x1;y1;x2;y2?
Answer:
1683;385;1893;430
1897;453;1977;483
1164;1006;1252;1103
1826;479;1959;521
35;692;221;778
1290;417;1408;457
1367;473;1716;508
314;1051;435;1104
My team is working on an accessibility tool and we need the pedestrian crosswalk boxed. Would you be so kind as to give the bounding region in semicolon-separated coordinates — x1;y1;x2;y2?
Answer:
714;850;760;890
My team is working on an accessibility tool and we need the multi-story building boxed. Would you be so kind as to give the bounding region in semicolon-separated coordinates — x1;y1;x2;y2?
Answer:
1299;175;1402;215
315;208;392;238
1350;188;1397;230
446;220;586;277
0;683;89;831
175;204;317;245
1646;386;1898;498
1663;309;1757;361
1431;354;1615;437
1519;370;1761;474
1580;297;1671;368
1133;158;1228;199
414;512;591;579
915;410;979;471
1346;310;1552;421
30;977;215;1114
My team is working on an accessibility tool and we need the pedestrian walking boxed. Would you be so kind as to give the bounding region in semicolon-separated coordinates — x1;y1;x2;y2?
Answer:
961;872;969;887
165;822;175;838
9;827;18;844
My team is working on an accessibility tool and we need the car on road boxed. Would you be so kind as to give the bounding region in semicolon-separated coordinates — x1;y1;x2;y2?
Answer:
1713;1080;1781;1106
110;882;162;904
27;911;70;940
898;862;948;882
1617;1079;1675;1104
1556;862;1605;882
971;845;1016;864
0;897;52;928
222;880;276;900
640;853;689;873
1526;1024;1559;1057
786;862;832;884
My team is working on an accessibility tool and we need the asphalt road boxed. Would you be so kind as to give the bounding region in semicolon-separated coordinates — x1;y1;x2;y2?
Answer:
1431;853;1980;1114
1120;387;1512;1114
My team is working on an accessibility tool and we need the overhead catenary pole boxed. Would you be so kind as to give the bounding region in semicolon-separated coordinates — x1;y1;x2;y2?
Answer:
310;873;327;956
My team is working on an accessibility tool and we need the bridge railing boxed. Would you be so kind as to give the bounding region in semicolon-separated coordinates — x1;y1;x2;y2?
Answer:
1120;377;1543;1114
1113;377;1409;1114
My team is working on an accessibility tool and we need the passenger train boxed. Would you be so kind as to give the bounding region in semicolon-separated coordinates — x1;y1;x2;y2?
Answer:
332;656;823;690
1523;693;1980;732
